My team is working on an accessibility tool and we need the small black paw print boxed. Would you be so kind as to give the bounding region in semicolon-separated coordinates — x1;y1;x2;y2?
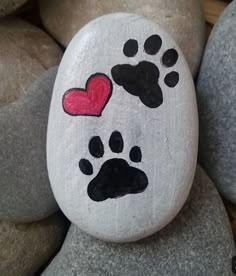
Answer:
111;34;179;108
79;131;148;202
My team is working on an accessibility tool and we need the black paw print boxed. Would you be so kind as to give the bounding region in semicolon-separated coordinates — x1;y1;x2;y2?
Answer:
79;131;148;202
111;35;179;108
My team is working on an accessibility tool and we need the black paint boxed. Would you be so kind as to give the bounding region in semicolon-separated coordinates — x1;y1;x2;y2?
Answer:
164;71;179;88
111;35;180;108
79;159;93;175
111;61;163;108
123;39;138;57
129;146;142;163
79;132;148;202
162;49;178;67
87;158;148;202
139;84;163;108
109;131;124;153
89;136;104;158
144;35;162;55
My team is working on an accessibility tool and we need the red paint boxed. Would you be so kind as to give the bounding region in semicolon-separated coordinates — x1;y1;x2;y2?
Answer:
62;73;112;116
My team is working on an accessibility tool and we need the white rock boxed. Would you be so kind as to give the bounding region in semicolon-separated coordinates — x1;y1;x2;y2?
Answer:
47;13;198;242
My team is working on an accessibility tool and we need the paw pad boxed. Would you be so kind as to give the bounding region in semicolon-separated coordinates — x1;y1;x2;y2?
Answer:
79;131;148;202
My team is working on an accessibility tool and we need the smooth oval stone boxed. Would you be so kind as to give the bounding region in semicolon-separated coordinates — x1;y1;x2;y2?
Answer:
0;0;28;17
0;67;59;222
42;166;235;276
0;212;69;276
0;18;62;107
39;0;205;76
47;13;198;242
197;1;236;203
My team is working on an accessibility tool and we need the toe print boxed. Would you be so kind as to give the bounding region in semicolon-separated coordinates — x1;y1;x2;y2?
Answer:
144;34;162;55
79;159;93;175
109;131;124;153
111;34;180;109
123;39;138;57
162;49;179;67
79;131;148;202
89;136;104;158
164;71;179;88
129;146;142;163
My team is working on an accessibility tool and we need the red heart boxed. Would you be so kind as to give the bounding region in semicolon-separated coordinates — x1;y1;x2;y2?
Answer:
62;73;112;116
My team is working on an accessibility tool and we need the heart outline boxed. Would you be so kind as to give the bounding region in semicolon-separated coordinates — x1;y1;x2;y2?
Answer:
62;73;113;117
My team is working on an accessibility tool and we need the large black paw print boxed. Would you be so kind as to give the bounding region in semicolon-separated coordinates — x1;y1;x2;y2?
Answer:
111;35;179;108
79;131;148;202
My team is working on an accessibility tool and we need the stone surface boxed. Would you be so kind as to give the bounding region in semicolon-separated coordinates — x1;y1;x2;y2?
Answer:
43;166;235;276
39;0;205;76
0;17;62;106
197;0;236;203
47;14;198;242
0;0;28;17
0;67;59;222
0;212;69;276
225;201;236;241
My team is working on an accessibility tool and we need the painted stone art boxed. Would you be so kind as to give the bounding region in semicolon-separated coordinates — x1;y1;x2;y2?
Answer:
47;13;198;242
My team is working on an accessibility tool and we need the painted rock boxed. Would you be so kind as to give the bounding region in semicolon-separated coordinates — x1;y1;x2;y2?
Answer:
43;166;235;276
47;13;198;242
39;0;205;76
197;0;236;204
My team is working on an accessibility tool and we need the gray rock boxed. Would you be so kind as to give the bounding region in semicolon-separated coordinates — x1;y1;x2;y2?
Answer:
0;18;62;106
0;212;69;276
39;0;205;76
0;0;28;17
197;0;236;204
0;67;59;222
43;166;235;276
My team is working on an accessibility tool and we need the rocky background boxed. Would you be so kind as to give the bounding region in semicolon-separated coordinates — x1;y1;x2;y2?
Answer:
0;0;236;275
